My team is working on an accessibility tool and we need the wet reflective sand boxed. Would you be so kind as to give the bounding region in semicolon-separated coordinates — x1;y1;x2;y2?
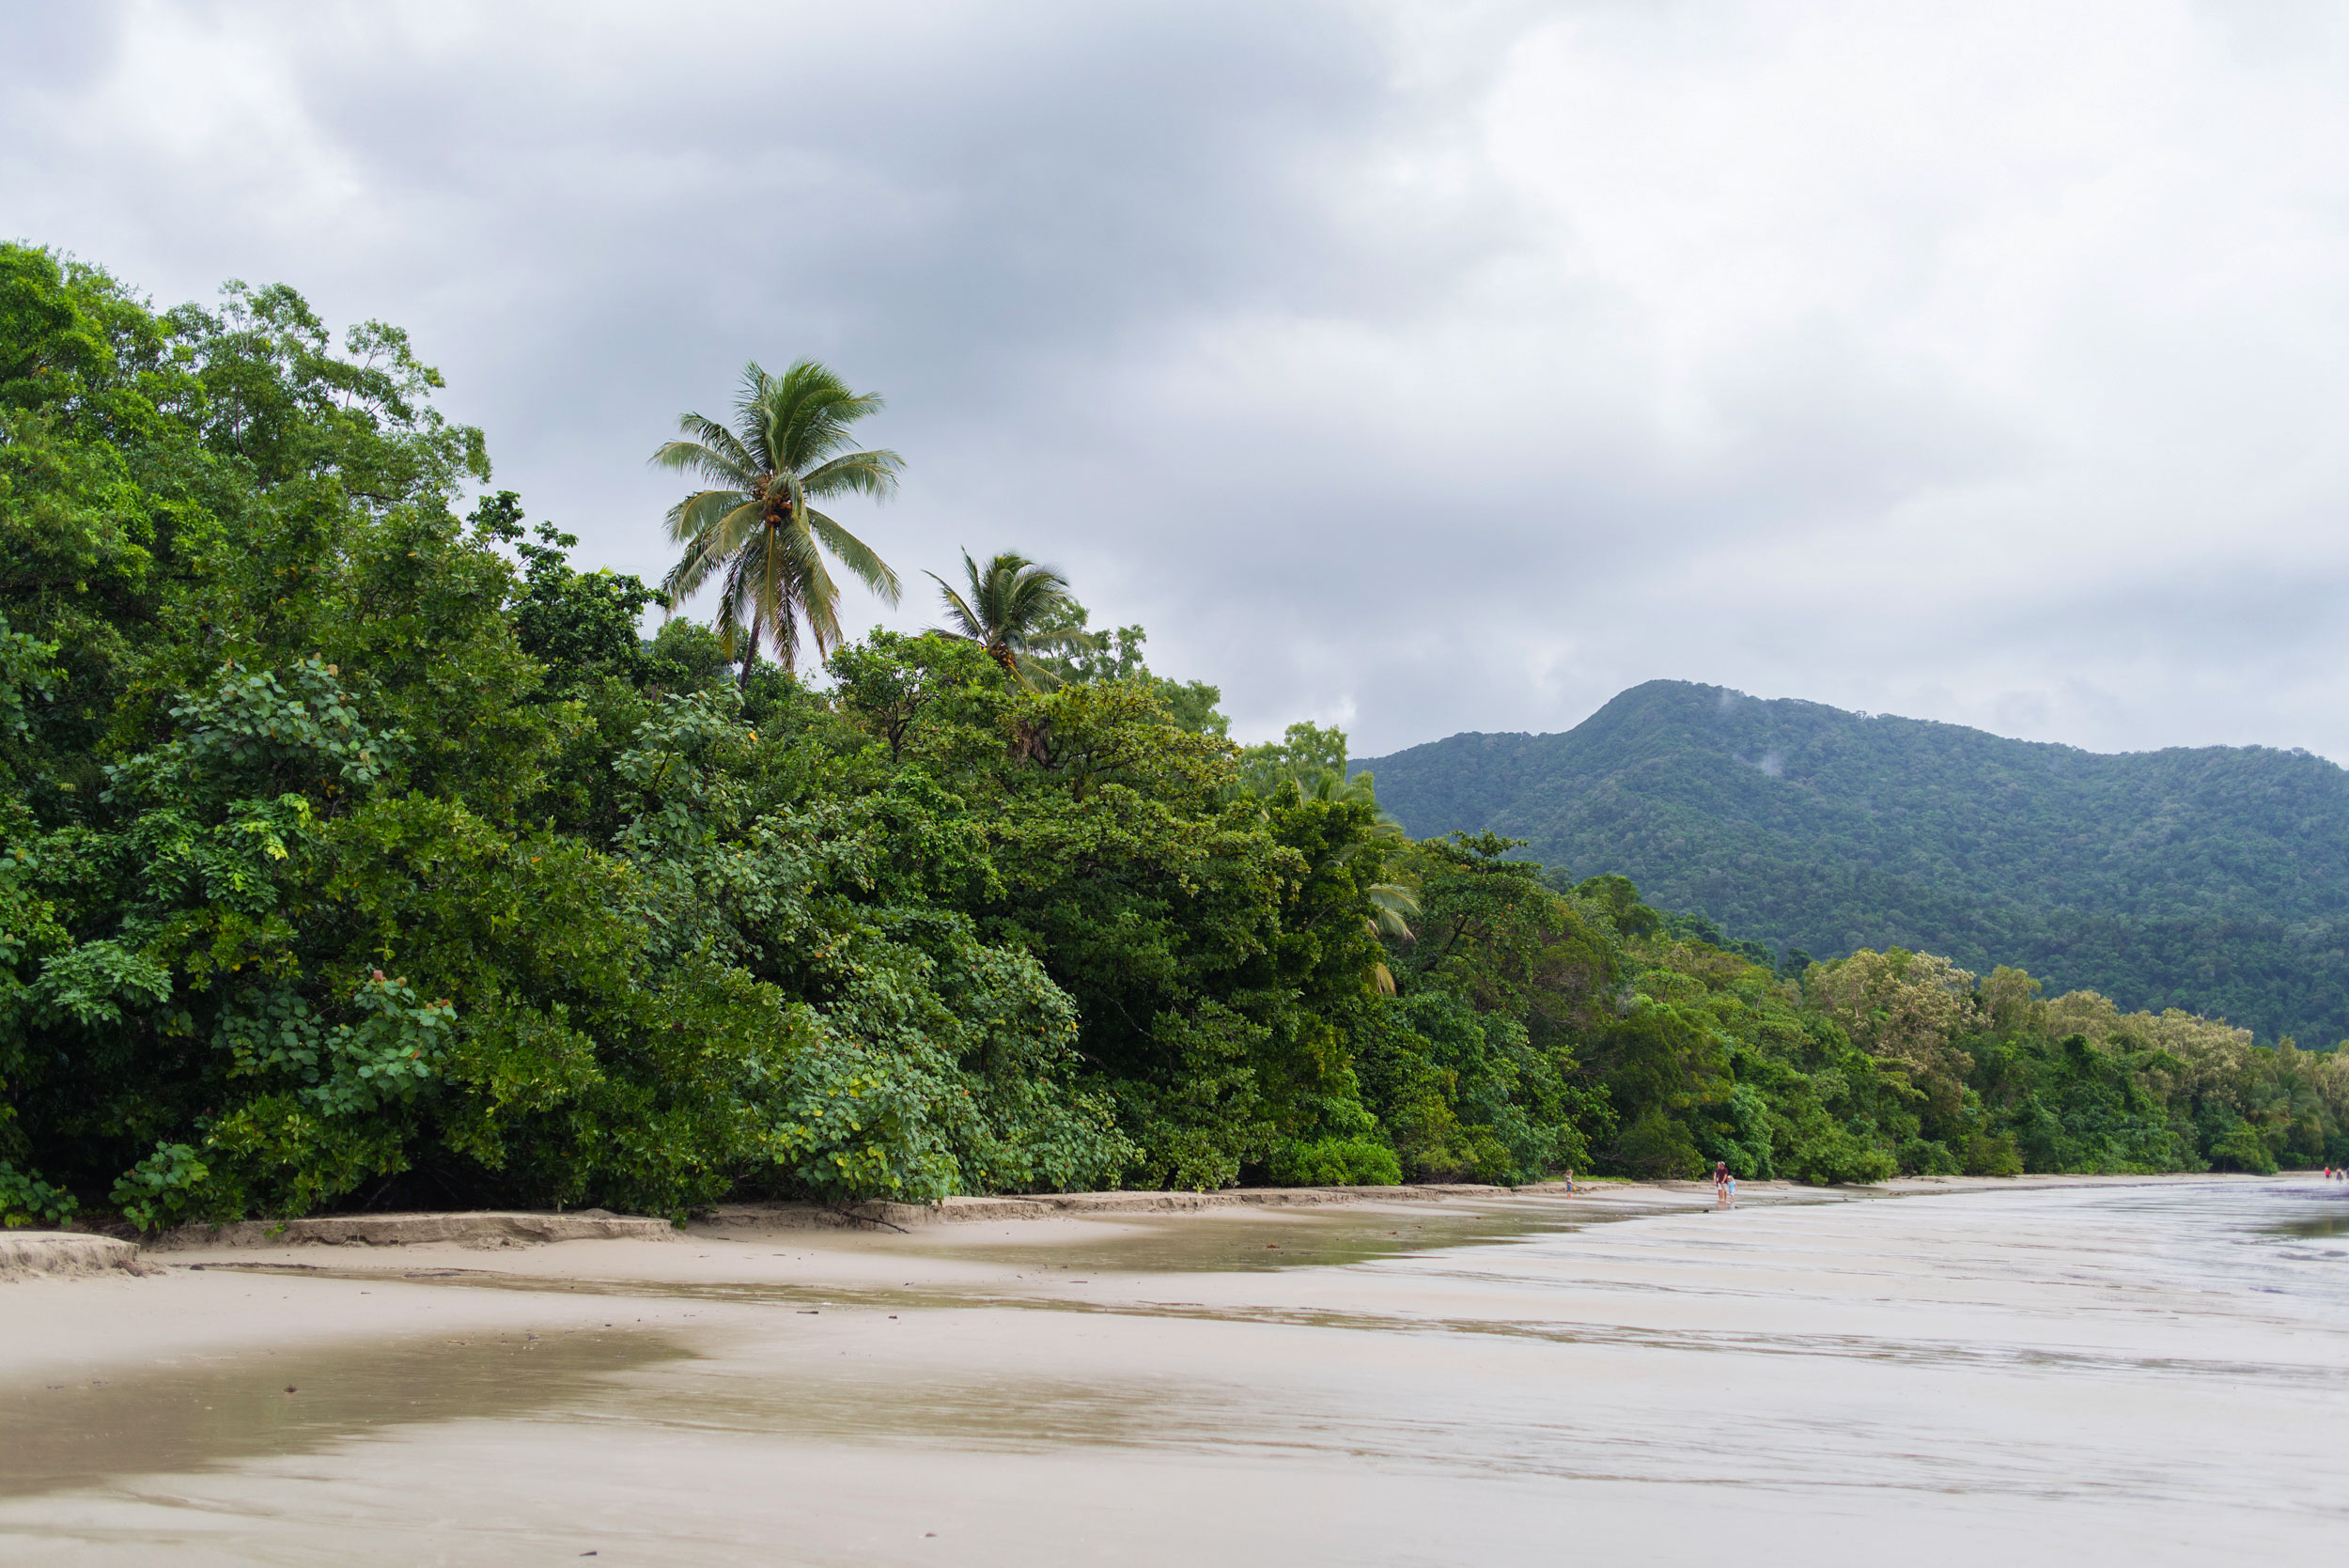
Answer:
2;1178;2343;1565
0;1328;690;1501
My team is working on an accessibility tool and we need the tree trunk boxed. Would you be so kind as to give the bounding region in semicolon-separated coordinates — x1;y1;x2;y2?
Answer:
737;624;761;691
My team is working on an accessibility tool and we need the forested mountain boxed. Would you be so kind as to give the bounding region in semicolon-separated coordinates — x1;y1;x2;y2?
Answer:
1355;681;2349;1046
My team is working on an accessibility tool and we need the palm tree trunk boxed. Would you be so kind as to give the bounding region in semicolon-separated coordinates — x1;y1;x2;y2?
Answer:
737;623;761;691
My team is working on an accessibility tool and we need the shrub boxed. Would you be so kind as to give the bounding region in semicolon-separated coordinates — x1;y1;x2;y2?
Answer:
1269;1136;1403;1188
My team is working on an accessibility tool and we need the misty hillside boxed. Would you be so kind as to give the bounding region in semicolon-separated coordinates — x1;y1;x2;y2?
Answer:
1352;680;2349;1045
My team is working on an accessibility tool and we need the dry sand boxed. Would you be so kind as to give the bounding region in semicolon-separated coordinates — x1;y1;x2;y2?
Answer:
2;1173;2345;1565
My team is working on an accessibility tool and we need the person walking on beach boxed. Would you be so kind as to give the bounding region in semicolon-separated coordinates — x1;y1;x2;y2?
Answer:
1714;1160;1732;1209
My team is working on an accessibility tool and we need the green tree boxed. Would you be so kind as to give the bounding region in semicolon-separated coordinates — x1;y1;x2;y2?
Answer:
653;360;902;681
1240;721;1350;797
1018;599;1230;737
928;550;1081;689
473;492;658;691
18;240;2331;1230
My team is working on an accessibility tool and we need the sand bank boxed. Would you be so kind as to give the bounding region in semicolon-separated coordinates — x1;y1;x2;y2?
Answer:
700;1178;1521;1232
150;1207;679;1250
0;1231;144;1282
129;1168;2241;1254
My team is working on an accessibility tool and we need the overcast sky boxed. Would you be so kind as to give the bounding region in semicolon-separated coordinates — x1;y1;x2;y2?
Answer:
7;1;2347;759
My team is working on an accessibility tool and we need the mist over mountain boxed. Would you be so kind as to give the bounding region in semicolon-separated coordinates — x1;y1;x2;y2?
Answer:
1353;680;2349;1046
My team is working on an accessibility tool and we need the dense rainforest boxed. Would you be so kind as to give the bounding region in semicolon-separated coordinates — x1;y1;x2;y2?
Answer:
1357;680;2349;1046
4;245;2344;1232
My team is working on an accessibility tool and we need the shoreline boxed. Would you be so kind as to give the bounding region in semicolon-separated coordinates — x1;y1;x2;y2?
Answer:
4;1172;2343;1563
8;1169;2304;1379
0;1169;2293;1280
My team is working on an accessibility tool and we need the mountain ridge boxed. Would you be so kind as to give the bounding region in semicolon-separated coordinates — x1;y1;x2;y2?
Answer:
1352;679;2349;1044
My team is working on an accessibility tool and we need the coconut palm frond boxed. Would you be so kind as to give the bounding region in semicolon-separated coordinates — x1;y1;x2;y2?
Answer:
802;508;902;604
927;574;988;645
1001;562;1072;628
1013;652;1069;691
649;438;759;492
661;485;755;548
670;415;761;478
787;528;846;657
926;550;1079;689
660;495;763;605
801;447;905;502
1292;767;1409;844
1366;881;1420;941
732;364;786;471
711;549;761;668
761;359;883;471
654;357;901;681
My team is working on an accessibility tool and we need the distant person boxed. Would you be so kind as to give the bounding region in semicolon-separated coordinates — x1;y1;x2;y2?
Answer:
1562;1168;1576;1194
1714;1161;1731;1209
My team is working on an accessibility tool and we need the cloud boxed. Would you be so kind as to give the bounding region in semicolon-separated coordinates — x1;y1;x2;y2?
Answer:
7;0;2349;760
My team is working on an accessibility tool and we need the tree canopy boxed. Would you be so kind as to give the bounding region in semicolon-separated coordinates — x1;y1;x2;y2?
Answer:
3;245;2341;1234
1360;679;2349;1045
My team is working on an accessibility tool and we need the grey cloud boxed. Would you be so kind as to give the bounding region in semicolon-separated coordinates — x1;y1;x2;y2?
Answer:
7;1;2347;762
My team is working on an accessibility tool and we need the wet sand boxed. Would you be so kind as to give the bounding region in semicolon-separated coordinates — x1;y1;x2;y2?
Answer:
3;1175;2345;1564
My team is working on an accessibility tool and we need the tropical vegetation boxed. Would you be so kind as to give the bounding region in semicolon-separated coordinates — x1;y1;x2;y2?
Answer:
927;550;1079;689
653;359;903;679
1359;679;2349;1046
3;245;2342;1234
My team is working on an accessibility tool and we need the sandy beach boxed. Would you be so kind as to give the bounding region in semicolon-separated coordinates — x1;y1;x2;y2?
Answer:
3;1174;2345;1565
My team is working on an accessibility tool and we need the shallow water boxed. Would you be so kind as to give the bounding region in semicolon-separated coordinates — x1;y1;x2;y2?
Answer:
0;1328;690;1500
900;1195;1612;1271
5;1179;2346;1565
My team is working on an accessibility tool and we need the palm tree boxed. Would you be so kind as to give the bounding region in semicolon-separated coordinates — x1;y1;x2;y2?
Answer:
928;550;1084;689
1220;765;1418;990
652;360;903;683
1300;771;1420;985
